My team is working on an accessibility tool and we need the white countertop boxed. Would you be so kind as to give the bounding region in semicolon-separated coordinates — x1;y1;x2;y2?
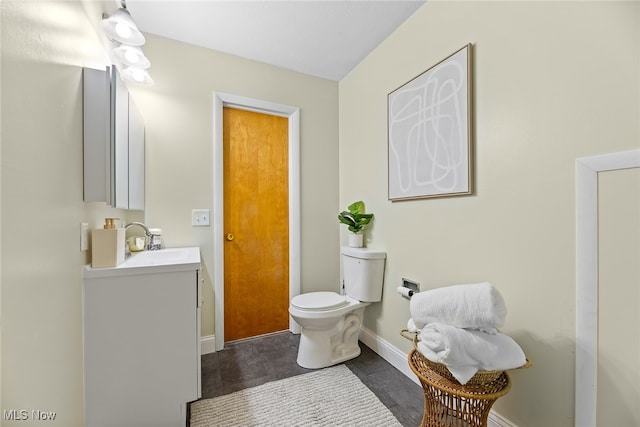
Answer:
83;247;201;278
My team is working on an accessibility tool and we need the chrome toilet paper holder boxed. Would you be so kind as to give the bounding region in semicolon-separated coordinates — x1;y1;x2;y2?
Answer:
398;278;420;298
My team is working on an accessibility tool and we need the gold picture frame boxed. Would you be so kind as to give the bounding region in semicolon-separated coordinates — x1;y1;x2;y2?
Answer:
388;44;473;201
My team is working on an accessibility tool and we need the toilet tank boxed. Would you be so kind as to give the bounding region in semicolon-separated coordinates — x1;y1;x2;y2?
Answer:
341;246;387;302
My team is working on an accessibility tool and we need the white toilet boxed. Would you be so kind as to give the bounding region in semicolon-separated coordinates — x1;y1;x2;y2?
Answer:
289;246;386;369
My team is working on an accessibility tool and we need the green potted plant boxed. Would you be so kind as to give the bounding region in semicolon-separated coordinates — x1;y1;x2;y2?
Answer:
338;200;374;247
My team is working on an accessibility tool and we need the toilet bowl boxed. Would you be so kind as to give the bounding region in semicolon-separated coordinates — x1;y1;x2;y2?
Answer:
289;292;369;369
289;247;386;369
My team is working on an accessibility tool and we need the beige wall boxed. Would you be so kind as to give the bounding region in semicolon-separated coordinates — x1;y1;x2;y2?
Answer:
339;1;639;426
129;34;340;337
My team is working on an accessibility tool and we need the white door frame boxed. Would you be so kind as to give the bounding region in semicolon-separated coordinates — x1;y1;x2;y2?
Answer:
575;149;640;427
212;92;300;351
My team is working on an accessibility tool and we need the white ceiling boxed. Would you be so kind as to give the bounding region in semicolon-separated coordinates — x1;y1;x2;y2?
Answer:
125;0;426;81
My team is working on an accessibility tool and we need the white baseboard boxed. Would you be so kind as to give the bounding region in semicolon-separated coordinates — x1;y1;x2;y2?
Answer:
488;411;518;427
200;335;216;355
358;327;517;427
358;327;420;386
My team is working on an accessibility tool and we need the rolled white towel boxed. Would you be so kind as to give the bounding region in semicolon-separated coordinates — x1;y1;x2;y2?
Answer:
416;322;526;385
407;318;419;333
410;283;507;332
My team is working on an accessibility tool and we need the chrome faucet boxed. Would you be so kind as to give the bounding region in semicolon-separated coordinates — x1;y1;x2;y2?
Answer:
125;222;154;253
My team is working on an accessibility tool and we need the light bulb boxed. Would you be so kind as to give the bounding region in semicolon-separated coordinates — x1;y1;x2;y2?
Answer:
101;8;145;46
112;45;150;69
115;22;132;39
124;49;140;64
132;69;145;82
121;66;154;85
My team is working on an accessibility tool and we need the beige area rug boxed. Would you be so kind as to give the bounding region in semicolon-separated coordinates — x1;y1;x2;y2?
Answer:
190;364;403;427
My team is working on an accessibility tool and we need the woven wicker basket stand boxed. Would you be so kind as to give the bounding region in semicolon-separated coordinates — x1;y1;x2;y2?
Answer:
402;330;529;427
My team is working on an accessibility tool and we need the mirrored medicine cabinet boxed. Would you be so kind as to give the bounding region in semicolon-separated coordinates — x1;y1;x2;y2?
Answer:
83;66;144;211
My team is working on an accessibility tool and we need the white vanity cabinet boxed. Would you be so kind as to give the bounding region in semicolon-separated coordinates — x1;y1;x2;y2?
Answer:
82;247;202;427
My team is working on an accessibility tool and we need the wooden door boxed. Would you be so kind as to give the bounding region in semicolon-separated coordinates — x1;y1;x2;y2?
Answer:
223;107;289;341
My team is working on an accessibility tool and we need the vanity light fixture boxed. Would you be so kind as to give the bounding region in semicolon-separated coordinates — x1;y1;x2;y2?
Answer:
112;45;150;69
101;1;154;86
121;66;155;86
101;8;145;46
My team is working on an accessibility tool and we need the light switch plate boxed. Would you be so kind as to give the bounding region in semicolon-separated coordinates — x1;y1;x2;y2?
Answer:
80;222;89;251
191;209;210;227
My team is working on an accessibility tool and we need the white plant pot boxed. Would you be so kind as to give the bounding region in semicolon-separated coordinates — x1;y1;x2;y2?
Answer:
348;232;364;248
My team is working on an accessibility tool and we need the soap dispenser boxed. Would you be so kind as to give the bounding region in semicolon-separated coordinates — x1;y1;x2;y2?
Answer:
91;218;125;268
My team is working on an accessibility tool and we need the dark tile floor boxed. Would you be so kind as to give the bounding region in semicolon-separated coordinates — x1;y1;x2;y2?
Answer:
194;331;424;426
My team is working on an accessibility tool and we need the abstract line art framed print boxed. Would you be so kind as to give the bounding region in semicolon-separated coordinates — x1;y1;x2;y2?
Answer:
388;44;473;201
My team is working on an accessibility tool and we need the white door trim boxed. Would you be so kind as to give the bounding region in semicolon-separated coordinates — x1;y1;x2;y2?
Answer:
212;92;301;351
575;149;640;427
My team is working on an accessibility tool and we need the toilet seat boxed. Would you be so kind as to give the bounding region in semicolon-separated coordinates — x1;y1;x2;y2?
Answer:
290;292;348;311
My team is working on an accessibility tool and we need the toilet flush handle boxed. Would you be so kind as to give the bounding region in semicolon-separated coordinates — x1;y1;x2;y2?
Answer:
226;233;234;241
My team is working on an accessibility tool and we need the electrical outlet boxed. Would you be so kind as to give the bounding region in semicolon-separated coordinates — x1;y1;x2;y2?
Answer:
80;222;89;251
191;209;210;227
